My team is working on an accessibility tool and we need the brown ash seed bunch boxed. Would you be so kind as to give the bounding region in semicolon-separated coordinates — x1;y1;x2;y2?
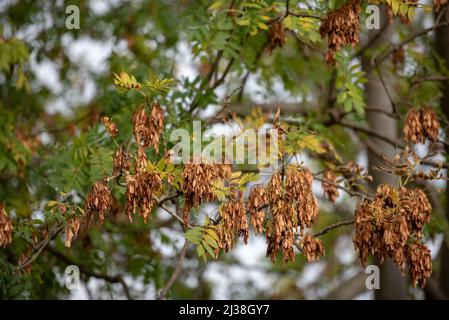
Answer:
294;168;318;229
112;146;131;176
267;20;286;54
353;199;374;267
219;191;249;244
267;171;283;204
265;219;295;263
0;204;13;247
148;102;164;151
399;187;431;238
181;162;231;226
64;218;80;248
422;107;440;142
265;222;279;263
217;222;235;253
403;107;440;144
319;0;361;64
406;242;432;288
322;169;339;203
181;162;232;207
369;184;409;267
301;234;325;262
132;107;150;147
101;116;119;137
266;199;296;263
353;183;433;282
125;169;162;223
84;180;112;224
435;0;448;12
248;185;268;234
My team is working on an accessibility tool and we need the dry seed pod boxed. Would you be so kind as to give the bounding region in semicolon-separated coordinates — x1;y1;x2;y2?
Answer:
319;0;361;64
422;107;440;142
267;20;286;54
148;102;164;151
403;107;440;144
101;116;119;137
112;146;131;176
125;170;162;223
248;185;268;234
301;234;325;262
0;205;13;247
322;169;339;203
406;242;432;288
217;222;235;252
399;188;431;237
84;180;111;224
64;218;80;248
181;163;232;207
132;107;150;146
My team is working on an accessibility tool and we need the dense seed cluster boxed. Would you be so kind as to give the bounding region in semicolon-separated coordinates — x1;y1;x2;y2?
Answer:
265;165;319;263
406;242;432;288
353;183;433;287
132;103;164;150
64;218;80;248
322;169;339;203
267;20;286;54
300;234;325;262
0;205;13;247
125;147;162;223
84;180;112;224
182;163;232;225
319;0;361;64
248;185;268;234
403;107;440;144
112;146;131;176
220;191;249;244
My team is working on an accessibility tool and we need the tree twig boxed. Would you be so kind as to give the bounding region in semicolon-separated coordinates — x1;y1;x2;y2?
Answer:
156;240;190;300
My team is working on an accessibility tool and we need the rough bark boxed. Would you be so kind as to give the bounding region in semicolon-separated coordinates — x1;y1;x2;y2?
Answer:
435;5;449;298
362;7;408;300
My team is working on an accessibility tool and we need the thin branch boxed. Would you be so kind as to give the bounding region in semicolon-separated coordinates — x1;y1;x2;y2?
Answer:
48;246;132;300
157;240;189;300
338;120;404;148
375;19;449;66
313;219;355;238
154;196;193;228
374;62;400;117
17;225;64;271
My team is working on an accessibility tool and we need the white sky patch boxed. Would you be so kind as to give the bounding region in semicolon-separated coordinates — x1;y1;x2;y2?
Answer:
62;35;114;74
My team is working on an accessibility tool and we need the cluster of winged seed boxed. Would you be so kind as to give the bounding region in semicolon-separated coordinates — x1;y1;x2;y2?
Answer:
265;165;319;263
353;183;432;287
181;162;232;225
319;0;361;64
403;107;440;144
84;180;112;224
125;147;162;223
322;169;339;203
0;205;13;247
300;234;325;263
248;185;268;235
267;20;286;54
132;102;164;150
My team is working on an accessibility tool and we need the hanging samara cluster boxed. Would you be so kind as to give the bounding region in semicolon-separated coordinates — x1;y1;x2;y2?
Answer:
353;184;432;288
64;102;165;247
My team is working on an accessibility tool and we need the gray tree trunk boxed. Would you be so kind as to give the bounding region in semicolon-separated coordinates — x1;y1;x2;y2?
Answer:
435;5;449;298
362;7;408;300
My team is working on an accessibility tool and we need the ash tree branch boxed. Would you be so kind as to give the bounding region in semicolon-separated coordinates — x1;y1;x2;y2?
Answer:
157;239;190;300
48;246;132;300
